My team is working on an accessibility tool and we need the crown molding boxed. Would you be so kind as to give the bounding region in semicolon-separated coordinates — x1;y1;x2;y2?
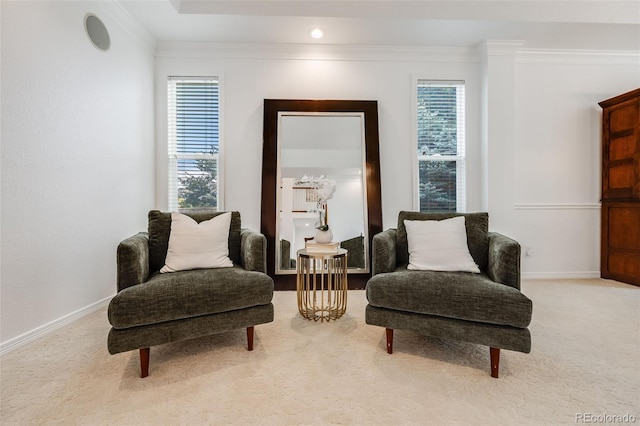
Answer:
102;1;157;55
516;48;640;65
476;40;525;57
155;41;480;63
155;40;639;66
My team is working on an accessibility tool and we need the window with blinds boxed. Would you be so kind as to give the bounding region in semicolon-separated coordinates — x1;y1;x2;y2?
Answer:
416;80;466;212
167;77;219;211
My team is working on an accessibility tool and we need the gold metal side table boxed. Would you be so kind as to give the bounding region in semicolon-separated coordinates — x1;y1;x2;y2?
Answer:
296;248;348;321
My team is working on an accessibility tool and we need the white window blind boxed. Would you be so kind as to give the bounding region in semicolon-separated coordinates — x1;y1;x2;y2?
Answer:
416;80;466;212
167;77;219;211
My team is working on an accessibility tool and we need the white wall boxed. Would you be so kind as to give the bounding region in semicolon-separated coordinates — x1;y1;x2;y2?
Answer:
0;1;155;348
154;48;483;231
513;53;640;277
155;44;639;280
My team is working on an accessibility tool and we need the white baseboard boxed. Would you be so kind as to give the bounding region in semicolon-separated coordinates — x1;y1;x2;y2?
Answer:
0;295;113;356
514;203;601;210
522;271;601;280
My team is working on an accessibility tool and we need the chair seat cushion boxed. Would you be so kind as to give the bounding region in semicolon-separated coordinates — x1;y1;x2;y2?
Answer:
108;266;274;329
366;268;532;328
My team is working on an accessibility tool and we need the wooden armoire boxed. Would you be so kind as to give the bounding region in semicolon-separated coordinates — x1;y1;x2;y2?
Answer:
599;89;640;286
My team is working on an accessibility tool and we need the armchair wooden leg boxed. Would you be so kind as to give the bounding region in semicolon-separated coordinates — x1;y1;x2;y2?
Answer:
247;326;254;351
386;328;393;354
140;347;150;378
490;347;500;378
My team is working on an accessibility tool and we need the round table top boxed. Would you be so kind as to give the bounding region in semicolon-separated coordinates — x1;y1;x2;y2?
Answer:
297;248;347;259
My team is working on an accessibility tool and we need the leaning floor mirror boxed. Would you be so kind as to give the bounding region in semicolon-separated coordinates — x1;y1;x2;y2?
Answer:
261;100;382;290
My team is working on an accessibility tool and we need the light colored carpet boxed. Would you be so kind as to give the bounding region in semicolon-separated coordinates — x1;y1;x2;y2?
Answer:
1;279;638;425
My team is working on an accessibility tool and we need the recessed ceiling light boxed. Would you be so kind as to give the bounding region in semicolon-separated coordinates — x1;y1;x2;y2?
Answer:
309;28;325;39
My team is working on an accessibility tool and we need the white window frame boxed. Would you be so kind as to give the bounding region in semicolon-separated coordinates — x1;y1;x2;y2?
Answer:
167;76;222;212
413;79;467;212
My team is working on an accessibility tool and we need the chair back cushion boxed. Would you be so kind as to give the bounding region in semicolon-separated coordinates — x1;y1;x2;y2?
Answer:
280;239;291;270
396;211;489;271
148;210;242;273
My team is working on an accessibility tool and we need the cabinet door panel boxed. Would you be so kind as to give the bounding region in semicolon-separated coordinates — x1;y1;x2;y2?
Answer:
608;163;634;191
607;253;640;283
602;202;640;286
610;104;636;132
608;206;640;250
609;135;635;161
601;90;640;200
600;89;640;286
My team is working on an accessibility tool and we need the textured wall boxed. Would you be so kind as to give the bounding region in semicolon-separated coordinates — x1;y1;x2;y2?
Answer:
1;1;155;344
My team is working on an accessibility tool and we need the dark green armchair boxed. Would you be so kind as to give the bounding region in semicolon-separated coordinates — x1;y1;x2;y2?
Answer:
107;210;274;377
365;211;532;378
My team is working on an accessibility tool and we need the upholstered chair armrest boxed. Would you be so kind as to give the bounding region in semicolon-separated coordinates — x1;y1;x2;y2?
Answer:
372;229;398;276
117;232;150;292
487;232;521;290
240;228;267;273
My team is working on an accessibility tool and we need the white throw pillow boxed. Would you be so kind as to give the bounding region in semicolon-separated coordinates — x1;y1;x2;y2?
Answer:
404;216;480;273
160;212;233;273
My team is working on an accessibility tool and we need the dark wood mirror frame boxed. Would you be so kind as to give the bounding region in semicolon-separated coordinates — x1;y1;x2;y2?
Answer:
261;99;383;290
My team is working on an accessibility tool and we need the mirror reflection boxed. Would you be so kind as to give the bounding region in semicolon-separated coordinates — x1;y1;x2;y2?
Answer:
277;113;368;273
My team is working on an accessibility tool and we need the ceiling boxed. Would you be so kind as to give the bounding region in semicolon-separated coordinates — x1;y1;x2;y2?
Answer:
118;0;640;50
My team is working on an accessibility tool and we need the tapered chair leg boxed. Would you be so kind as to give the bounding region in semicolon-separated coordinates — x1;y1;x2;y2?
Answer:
386;328;393;354
140;347;150;378
247;326;254;351
490;347;500;378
